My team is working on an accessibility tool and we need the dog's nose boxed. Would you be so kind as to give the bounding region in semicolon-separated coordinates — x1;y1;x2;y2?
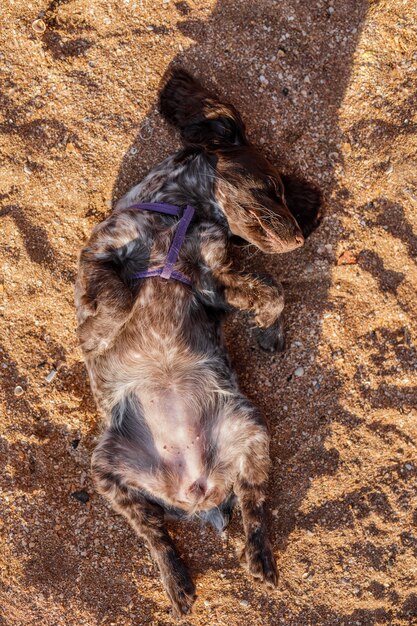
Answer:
294;229;304;246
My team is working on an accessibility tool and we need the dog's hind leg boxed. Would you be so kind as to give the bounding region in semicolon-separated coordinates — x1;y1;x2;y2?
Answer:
213;402;278;586
92;457;196;616
235;476;278;588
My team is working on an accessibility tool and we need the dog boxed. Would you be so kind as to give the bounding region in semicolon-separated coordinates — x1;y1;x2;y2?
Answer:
75;68;320;616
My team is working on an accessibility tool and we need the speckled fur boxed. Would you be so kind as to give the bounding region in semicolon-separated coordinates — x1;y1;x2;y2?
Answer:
75;69;320;616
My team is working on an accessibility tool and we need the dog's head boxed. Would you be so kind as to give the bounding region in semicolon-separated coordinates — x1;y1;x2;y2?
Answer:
214;145;305;253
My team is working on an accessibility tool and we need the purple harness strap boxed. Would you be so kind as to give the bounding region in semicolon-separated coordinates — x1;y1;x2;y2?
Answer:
126;202;195;287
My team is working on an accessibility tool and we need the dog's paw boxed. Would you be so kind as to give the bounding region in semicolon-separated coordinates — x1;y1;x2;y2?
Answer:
162;563;196;616
255;317;285;352
240;541;278;588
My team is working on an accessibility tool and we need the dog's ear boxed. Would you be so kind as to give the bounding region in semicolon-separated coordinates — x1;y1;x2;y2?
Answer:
159;68;247;149
281;175;322;238
182;117;245;148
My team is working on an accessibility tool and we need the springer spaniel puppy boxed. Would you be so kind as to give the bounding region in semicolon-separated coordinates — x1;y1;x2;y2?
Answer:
75;69;320;616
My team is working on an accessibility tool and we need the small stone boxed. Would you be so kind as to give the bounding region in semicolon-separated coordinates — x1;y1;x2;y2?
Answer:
45;369;58;383
71;490;90;504
65;142;76;154
272;509;279;517
405;463;413;471
282;87;289;96
294;367;305;377
240;599;249;607
14;385;24;397
337;250;357;265
32;19;46;34
139;123;153;141
302;571;310;579
259;74;268;84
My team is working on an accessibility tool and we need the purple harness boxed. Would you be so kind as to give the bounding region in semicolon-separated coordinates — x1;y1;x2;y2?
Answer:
126;202;195;286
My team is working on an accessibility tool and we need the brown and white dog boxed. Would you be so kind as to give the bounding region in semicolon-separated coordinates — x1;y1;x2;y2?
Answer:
75;69;320;616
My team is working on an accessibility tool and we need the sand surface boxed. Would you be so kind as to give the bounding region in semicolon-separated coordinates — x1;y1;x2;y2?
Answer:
1;0;417;624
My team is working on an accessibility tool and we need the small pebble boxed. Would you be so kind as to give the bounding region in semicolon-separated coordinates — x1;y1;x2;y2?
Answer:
302;572;310;579
45;369;58;383
14;385;24;397
272;509;279;517
139;123;153;141
294;366;305;377
405;463;413;471
240;599;249;607
71;490;90;504
32;19;46;34
337;250;357;265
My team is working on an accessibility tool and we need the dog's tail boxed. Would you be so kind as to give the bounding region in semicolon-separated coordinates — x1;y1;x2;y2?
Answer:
159;68;247;149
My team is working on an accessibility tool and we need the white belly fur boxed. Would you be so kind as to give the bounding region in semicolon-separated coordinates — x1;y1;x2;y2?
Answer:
141;388;207;503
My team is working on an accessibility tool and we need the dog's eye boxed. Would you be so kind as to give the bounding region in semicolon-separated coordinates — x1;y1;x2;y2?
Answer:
267;175;285;201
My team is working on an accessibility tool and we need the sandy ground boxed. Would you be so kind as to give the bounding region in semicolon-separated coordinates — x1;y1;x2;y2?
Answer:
1;0;417;624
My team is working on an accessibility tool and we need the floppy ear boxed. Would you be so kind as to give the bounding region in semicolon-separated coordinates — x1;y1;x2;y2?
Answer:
159;68;248;149
182;117;246;148
281;175;322;238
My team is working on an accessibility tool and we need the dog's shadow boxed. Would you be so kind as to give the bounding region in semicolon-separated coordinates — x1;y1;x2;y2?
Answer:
108;0;385;623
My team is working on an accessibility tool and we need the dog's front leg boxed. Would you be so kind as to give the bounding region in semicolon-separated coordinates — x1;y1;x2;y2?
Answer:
200;230;285;350
221;270;285;351
92;467;196;616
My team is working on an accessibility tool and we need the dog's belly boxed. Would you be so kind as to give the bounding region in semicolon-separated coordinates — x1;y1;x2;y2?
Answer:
141;388;208;503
